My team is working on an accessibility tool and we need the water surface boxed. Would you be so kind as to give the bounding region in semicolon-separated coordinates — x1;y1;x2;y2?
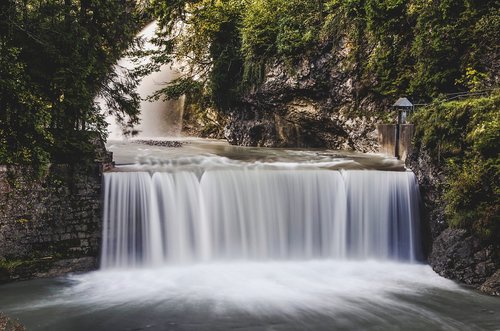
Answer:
1;139;498;330
106;138;404;171
1;261;499;330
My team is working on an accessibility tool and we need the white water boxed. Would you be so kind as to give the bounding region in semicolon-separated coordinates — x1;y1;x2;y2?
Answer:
105;22;185;139
101;169;421;268
6;259;488;331
4;144;500;331
49;261;462;316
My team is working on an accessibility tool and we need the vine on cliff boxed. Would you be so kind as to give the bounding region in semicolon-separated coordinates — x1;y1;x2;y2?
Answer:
146;0;498;114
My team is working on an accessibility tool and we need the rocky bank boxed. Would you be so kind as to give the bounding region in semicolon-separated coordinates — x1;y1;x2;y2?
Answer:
221;44;500;295
408;148;499;295
224;43;388;152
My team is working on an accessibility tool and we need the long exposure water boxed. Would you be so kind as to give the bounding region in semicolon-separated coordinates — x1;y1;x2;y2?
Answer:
104;22;185;139
101;170;420;267
1;139;499;330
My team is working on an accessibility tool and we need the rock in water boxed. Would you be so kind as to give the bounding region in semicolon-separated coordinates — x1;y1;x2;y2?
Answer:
136;140;183;147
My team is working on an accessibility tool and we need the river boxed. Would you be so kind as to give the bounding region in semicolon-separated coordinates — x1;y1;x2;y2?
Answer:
1;139;498;330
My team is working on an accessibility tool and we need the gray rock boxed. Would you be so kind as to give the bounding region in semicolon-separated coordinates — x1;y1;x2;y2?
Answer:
430;229;480;283
224;42;387;152
0;312;26;331
480;270;500;296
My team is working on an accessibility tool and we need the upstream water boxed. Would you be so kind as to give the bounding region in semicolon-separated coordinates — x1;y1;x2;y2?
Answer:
1;139;499;331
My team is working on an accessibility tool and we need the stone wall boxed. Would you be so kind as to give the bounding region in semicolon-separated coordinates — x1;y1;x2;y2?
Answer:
0;163;104;282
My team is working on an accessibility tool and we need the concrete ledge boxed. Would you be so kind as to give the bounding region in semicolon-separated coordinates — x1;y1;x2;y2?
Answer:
377;124;414;161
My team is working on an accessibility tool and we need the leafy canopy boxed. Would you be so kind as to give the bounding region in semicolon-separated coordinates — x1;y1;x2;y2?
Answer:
145;0;498;113
0;0;143;171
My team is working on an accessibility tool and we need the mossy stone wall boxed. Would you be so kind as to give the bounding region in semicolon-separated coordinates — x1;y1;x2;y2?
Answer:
0;163;105;282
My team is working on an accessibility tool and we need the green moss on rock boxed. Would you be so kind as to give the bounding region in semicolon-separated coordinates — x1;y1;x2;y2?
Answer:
413;92;500;243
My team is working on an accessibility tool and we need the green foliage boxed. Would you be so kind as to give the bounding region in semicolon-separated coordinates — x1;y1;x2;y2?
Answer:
241;0;322;61
0;42;52;175
0;0;143;171
148;0;328;109
149;78;204;102
240;0;280;60
0;259;28;271
147;0;244;110
363;0;412;96
413;93;500;241
148;0;498;112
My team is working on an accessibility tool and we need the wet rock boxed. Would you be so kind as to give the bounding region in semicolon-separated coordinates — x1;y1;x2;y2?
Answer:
480;270;500;296
136;140;183;147
0;313;26;331
427;227;498;290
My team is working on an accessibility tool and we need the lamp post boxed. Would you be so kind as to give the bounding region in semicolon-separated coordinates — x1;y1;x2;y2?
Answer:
392;97;413;159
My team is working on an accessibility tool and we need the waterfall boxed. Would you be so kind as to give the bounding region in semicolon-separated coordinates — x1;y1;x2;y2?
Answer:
105;21;185;139
101;169;421;268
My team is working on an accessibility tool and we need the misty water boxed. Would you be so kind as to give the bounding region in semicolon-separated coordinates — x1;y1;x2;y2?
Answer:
1;139;499;330
104;22;185;139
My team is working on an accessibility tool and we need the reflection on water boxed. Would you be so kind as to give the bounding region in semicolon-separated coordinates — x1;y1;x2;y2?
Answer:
0;261;499;331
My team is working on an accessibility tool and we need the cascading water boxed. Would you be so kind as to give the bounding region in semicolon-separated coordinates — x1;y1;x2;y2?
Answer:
105;22;185;139
101;169;421;268
4;144;500;331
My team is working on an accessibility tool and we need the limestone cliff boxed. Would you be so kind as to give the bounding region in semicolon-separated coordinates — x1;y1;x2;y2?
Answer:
223;43;387;152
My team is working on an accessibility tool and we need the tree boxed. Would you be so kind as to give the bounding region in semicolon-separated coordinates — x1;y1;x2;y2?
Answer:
144;0;498;114
0;0;143;168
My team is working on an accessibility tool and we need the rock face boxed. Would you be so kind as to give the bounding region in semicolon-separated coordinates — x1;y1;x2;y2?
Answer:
480;270;500;296
0;312;26;331
430;229;497;287
0;162;107;283
224;44;386;152
408;147;500;295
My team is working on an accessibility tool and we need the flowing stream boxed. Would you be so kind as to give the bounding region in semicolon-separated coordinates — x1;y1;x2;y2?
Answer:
1;140;499;330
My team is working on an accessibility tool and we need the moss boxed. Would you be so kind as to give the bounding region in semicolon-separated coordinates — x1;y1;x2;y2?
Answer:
0;259;28;272
0;255;60;272
413;92;500;242
15;218;30;225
